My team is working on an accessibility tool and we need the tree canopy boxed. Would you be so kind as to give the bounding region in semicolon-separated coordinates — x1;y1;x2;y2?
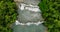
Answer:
0;0;17;32
39;0;60;32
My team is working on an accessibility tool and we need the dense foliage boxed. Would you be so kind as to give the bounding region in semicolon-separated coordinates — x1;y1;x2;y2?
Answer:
39;0;60;32
0;0;17;32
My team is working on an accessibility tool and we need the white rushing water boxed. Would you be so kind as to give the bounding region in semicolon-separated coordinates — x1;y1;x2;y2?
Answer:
19;3;41;12
15;20;44;26
15;3;44;26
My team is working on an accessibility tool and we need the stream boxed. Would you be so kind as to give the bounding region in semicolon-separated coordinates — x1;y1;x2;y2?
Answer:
12;0;47;32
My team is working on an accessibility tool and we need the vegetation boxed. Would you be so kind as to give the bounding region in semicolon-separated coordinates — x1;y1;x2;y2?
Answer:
39;0;60;32
0;0;17;32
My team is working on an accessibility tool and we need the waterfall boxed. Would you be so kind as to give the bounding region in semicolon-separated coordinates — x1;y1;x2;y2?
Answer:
15;3;44;26
12;0;47;32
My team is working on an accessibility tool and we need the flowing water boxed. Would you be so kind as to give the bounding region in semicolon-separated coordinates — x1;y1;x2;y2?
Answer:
12;0;47;32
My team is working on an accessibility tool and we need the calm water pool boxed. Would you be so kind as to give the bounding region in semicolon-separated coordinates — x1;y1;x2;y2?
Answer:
12;23;46;32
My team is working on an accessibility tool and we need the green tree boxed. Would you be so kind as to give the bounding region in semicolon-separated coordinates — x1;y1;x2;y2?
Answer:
0;0;17;32
39;0;60;32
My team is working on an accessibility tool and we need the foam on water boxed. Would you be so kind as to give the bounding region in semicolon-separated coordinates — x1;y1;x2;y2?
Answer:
19;3;41;12
15;20;44;26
